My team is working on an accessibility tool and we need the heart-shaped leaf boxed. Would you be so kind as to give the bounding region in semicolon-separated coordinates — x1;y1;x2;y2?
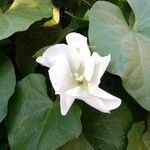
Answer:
7;74;82;150
89;0;150;110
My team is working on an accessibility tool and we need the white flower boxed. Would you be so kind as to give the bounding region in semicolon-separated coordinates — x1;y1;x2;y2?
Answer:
36;32;121;115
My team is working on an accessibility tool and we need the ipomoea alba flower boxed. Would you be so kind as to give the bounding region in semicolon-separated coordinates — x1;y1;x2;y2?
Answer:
36;32;121;115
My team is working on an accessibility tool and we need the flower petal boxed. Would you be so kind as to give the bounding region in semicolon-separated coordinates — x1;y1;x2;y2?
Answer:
48;55;75;94
66;32;91;58
36;56;50;67
66;87;109;113
88;83;121;110
91;52;111;85
60;93;75;116
36;44;81;72
84;57;94;81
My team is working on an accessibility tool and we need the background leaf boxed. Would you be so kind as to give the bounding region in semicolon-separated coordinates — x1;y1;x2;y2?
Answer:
81;102;133;150
7;74;82;150
57;134;94;150
127;122;148;150
0;51;16;122
89;0;150;111
0;0;53;40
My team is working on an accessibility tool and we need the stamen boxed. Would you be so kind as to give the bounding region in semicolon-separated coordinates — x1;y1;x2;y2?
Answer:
73;73;84;85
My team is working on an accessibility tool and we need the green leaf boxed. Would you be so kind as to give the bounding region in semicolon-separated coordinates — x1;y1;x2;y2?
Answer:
57;134;94;150
0;51;16;122
0;0;52;40
82;102;132;150
143;114;150;149
89;0;150;111
7;74;82;150
127;122;148;150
